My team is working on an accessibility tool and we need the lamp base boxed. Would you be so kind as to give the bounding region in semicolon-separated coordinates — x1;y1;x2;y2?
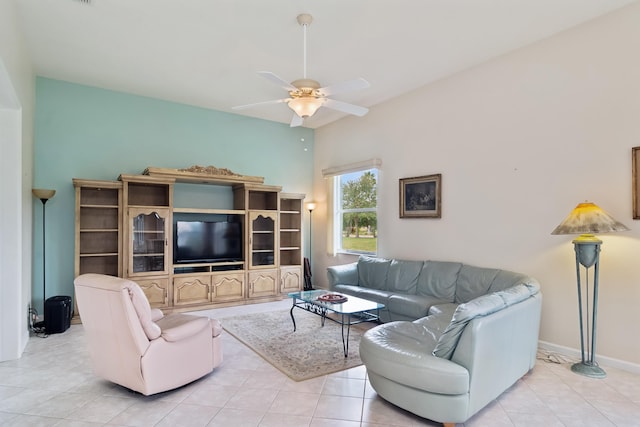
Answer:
571;361;606;379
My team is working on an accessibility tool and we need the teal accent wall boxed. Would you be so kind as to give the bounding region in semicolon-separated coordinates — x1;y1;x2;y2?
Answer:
33;77;314;312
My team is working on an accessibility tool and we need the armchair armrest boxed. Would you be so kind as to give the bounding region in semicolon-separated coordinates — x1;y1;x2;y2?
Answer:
156;315;211;342
150;308;164;322
327;262;359;289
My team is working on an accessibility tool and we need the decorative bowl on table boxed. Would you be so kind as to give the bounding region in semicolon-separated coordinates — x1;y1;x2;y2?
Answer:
317;293;348;303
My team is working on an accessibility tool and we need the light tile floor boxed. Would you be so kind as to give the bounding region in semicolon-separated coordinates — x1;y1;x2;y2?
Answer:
1;299;640;426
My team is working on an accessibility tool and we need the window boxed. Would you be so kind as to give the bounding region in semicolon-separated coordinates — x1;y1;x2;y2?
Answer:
322;158;381;256
333;168;378;255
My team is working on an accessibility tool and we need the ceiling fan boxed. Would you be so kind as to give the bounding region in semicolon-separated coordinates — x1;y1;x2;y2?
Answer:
232;13;370;127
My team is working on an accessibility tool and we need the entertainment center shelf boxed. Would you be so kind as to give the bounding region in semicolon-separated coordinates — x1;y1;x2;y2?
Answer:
174;261;244;274
173;207;245;215
73;166;305;319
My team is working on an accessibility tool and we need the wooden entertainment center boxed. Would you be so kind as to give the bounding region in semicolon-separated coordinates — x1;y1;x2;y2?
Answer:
73;166;305;317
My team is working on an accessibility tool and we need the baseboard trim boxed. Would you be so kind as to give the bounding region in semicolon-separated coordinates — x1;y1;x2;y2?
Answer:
538;340;640;375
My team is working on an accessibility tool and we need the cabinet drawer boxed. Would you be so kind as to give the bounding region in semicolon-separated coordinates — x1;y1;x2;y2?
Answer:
135;277;169;308
211;272;244;301
248;269;278;298
280;266;302;293
173;275;211;306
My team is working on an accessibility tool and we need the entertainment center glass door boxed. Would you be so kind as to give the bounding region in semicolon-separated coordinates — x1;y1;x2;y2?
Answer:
249;211;277;268
128;207;169;275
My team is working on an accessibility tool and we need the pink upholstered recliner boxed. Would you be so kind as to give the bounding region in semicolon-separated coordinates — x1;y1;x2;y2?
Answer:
74;273;223;396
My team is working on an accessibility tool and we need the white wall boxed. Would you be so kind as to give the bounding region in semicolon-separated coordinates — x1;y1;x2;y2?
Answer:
314;3;640;367
0;0;35;361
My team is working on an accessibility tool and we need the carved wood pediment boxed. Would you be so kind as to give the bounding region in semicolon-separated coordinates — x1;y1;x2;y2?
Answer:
144;165;264;185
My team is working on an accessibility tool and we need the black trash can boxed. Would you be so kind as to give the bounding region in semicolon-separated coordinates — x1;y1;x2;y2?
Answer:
45;295;72;334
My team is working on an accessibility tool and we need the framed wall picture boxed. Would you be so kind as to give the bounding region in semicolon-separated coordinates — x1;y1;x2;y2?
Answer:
399;174;442;218
633;147;640;219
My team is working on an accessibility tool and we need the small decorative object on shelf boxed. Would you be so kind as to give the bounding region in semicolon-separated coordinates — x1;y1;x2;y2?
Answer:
317;293;348;303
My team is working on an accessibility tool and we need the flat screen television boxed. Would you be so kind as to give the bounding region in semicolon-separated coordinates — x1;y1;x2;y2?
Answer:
174;220;242;263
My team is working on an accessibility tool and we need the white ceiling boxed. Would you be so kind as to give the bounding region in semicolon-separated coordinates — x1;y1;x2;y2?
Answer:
13;0;636;129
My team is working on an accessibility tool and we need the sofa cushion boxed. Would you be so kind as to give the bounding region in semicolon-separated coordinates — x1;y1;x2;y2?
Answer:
360;321;470;395
333;284;362;296
428;303;458;318
413;310;455;336
358;256;391;290
495;282;540;305
416;261;462;301
454;265;500;303
336;285;393;305
488;270;530;293
387;294;450;321
387;260;423;293
433;293;506;359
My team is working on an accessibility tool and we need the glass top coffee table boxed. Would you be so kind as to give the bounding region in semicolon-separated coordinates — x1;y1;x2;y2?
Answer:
287;289;385;357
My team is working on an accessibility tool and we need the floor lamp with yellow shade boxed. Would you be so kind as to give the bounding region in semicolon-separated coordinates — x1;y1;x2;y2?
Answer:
551;202;629;378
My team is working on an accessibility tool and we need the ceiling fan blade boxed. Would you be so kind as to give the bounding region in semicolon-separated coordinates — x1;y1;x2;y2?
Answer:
319;78;370;96
258;71;298;92
232;98;290;111
322;99;369;117
290;114;304;128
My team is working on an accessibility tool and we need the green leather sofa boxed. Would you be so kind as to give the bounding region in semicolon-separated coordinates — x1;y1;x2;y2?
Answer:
327;256;542;426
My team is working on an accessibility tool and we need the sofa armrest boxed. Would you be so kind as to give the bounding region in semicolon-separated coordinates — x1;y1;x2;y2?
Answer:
327;262;359;290
452;293;542;415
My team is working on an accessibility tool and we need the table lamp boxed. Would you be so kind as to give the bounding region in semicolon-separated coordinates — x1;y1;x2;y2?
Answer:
551;202;629;378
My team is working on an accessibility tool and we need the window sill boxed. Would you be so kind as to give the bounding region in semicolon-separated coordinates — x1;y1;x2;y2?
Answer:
336;249;376;256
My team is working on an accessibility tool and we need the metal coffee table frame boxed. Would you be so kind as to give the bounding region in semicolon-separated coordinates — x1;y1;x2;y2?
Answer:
288;290;385;357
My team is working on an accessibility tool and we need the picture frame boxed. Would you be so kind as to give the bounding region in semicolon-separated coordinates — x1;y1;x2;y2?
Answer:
399;173;442;218
633;147;640;219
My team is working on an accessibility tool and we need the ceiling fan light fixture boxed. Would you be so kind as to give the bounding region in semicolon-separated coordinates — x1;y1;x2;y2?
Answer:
291;79;320;91
288;97;324;118
232;13;369;124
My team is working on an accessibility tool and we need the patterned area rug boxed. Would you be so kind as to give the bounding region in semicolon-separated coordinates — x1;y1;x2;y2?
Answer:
221;308;375;381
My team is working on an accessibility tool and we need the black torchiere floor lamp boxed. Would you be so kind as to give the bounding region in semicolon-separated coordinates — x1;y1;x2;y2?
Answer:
551;201;629;378
32;188;56;328
304;202;316;291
